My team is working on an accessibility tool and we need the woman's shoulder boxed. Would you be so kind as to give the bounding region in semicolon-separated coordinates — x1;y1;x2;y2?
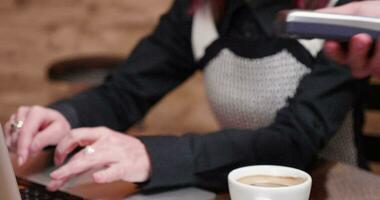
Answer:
161;0;194;24
169;0;193;15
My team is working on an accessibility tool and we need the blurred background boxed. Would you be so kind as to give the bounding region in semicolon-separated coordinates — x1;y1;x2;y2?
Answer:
0;0;380;173
0;0;219;136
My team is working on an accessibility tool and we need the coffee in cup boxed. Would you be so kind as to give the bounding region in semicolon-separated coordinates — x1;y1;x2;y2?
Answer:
238;175;307;187
228;165;312;200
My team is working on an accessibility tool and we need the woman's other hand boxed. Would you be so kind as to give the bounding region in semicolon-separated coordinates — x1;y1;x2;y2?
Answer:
48;127;151;191
324;34;380;78
318;1;380;78
319;1;380;17
4;106;71;166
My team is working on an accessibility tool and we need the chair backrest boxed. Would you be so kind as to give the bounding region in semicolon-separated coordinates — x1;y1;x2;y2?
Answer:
362;81;380;163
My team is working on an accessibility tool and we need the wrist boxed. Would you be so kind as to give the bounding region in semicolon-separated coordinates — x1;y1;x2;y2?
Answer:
48;102;80;129
134;138;152;183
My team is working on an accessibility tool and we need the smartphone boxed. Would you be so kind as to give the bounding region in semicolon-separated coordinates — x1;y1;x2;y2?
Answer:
276;10;380;41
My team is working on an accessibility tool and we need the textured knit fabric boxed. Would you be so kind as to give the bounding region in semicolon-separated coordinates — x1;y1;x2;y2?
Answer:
205;49;311;129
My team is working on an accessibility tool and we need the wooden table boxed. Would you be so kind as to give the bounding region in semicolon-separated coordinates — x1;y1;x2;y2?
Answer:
13;152;380;200
309;161;380;200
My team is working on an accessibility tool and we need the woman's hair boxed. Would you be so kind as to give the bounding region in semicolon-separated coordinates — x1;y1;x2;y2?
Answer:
190;0;331;14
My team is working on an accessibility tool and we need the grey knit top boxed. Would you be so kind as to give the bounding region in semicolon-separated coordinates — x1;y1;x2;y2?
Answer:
203;48;357;165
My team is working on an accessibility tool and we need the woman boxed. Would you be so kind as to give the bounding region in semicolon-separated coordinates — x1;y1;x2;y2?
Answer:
5;0;358;192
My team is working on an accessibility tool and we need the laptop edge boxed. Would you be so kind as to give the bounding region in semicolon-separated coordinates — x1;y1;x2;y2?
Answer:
0;125;22;200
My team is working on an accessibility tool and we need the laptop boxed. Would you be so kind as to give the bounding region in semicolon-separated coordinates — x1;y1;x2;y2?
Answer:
0;126;83;200
0;126;217;200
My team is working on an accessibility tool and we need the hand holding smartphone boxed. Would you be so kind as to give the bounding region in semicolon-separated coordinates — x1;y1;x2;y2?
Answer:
276;10;380;41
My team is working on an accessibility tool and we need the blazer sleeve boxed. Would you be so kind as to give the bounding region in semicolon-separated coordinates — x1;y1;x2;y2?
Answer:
137;52;355;192
50;0;197;131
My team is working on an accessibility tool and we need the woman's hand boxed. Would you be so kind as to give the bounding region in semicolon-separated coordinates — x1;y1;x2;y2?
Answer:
319;1;380;17
4;106;71;166
48;127;151;191
318;1;380;78
324;34;380;78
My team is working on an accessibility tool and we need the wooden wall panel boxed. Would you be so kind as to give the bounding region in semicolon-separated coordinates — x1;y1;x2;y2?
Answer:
0;0;219;135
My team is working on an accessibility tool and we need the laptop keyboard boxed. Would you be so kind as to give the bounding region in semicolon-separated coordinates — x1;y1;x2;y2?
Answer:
20;187;61;200
17;177;83;200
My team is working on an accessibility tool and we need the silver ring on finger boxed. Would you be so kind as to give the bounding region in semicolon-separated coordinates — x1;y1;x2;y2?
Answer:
84;145;95;156
10;120;24;133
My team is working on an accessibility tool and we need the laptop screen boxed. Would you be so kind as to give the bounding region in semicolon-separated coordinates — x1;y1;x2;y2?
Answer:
0;126;22;200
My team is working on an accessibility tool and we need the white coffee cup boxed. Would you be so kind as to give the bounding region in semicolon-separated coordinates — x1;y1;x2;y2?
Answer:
228;165;312;200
